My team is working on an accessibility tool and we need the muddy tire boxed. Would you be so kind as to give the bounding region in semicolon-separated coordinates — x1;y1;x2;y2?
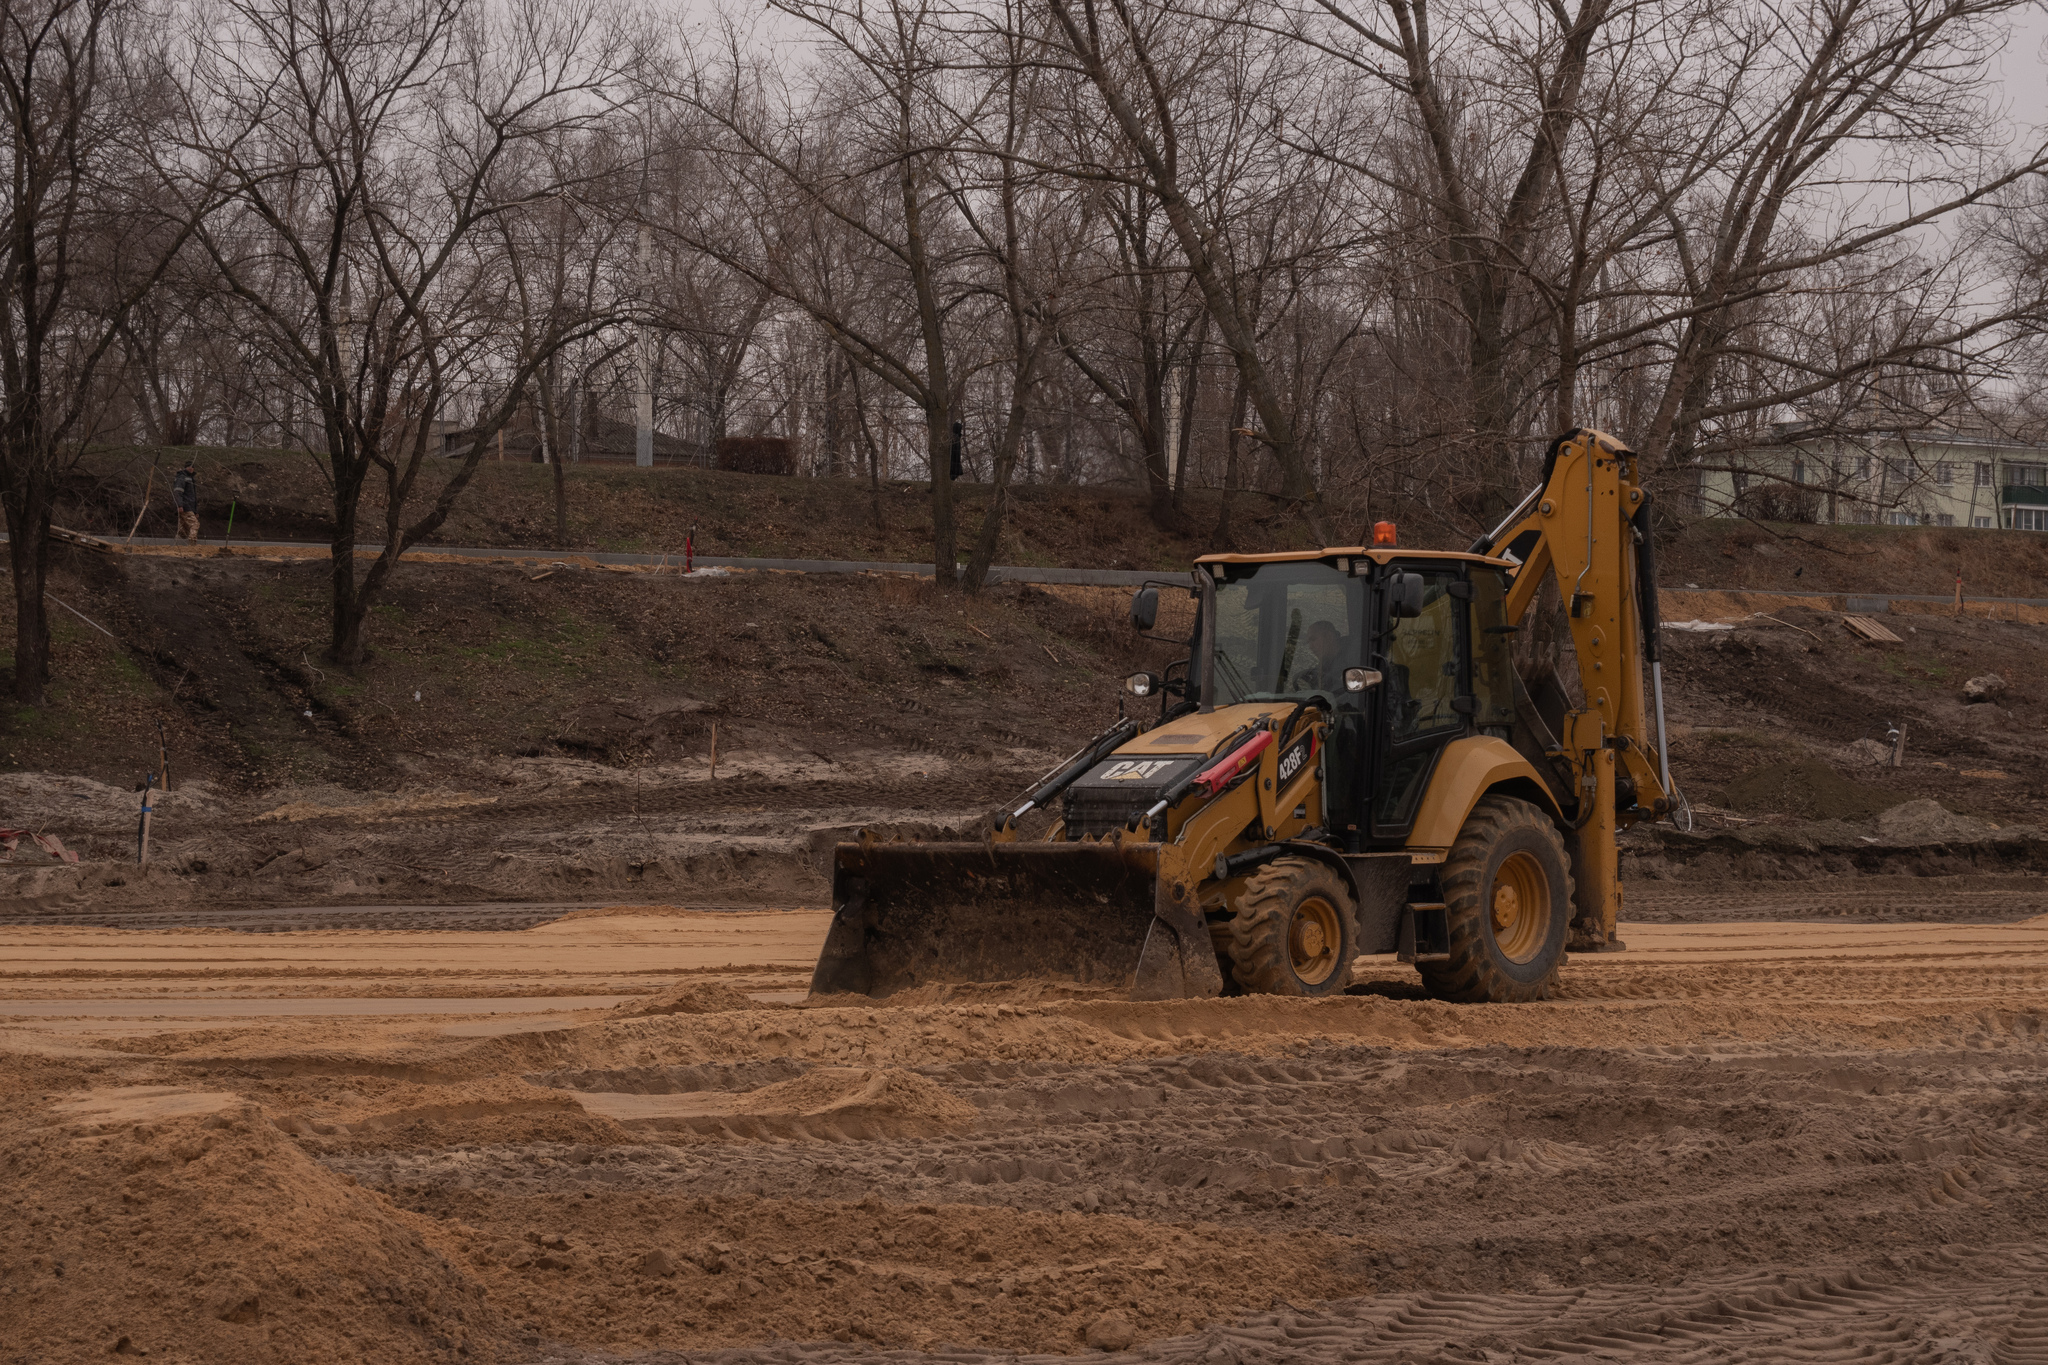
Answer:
1220;857;1358;997
1420;796;1571;1004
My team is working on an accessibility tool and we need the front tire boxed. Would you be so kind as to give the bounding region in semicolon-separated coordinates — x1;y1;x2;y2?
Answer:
1420;795;1571;1003
1220;857;1358;997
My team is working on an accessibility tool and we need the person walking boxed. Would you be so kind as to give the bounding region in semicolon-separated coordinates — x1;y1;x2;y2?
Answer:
172;460;200;542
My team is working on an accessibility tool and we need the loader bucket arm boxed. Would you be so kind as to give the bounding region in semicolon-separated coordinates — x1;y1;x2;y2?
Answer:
809;838;1224;1002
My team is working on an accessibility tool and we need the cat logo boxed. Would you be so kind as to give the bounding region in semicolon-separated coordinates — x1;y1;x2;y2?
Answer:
1099;759;1176;781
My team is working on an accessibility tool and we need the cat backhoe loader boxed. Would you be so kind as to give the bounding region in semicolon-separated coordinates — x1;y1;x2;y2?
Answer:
810;429;1676;1004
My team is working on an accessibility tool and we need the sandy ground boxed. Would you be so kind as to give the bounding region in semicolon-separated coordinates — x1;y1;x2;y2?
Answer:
4;898;2046;1365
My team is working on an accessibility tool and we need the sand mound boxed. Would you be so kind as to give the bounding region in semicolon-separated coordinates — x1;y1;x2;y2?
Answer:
1875;799;2000;845
4;1088;503;1362
1723;758;1901;821
617;978;780;1016
571;1066;981;1141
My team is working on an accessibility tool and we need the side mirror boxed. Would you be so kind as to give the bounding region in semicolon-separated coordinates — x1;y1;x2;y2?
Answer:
1387;572;1425;619
1344;668;1382;693
1129;587;1159;632
1124;672;1158;697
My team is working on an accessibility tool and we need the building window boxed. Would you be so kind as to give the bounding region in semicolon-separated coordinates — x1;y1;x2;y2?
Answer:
1791;458;1806;485
1936;462;1954;485
1884;457;1913;484
2013;508;2048;532
1974;516;1994;528
1853;456;1872;479
2010;464;2048;487
1886;511;1917;526
1936;513;1955;526
1853;507;1875;525
1976;462;1994;486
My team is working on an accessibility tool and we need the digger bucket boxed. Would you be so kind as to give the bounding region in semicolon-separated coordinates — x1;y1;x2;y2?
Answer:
809;840;1224;1002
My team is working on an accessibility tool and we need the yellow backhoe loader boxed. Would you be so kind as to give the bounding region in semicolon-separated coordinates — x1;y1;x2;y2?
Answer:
811;429;1676;1003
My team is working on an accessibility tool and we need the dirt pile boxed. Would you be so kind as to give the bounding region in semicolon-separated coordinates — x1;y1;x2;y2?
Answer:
615;979;776;1017
1875;798;2010;844
1721;757;1903;820
1;1086;503;1364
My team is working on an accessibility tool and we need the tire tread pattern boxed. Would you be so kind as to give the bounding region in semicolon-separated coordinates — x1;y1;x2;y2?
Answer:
1419;795;1572;1003
1223;857;1358;997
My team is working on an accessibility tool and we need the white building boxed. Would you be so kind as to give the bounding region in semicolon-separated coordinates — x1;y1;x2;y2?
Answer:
1697;421;2048;530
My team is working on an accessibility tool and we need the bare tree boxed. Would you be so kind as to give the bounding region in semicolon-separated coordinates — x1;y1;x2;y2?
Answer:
658;0;982;582
0;0;205;703
184;0;616;664
497;127;635;544
1032;0;1335;515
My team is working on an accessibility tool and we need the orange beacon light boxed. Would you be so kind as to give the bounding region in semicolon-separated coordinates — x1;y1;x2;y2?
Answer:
1372;521;1398;547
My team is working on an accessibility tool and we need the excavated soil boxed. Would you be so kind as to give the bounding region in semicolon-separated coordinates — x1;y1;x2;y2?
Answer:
4;908;2046;1364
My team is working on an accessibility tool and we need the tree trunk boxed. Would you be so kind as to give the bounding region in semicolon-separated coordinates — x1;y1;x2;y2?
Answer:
1213;374;1249;550
4;482;53;704
926;404;956;585
963;356;1040;594
326;439;371;666
551;440;570;547
328;536;369;667
822;352;846;479
1173;322;1206;510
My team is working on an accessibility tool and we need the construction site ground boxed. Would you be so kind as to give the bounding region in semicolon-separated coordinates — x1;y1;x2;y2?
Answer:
5;903;2046;1364
7;485;2048;1362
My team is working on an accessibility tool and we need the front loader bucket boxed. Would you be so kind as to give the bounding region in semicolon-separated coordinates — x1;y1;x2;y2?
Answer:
809;840;1224;1002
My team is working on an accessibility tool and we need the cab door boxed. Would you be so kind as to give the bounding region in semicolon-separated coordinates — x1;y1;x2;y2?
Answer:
1365;566;1472;843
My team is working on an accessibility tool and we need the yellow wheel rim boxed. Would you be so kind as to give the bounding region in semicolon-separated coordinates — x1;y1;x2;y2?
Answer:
1490;851;1550;964
1290;896;1344;986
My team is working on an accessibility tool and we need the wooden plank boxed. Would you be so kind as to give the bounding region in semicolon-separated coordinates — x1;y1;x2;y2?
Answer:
49;525;119;554
1842;614;1903;643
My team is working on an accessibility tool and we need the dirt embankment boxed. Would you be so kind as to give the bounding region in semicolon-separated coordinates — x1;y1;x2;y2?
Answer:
55;446;2048;601
9;512;2048;907
0;548;1175;787
48;448;1284;569
1616;603;2048;880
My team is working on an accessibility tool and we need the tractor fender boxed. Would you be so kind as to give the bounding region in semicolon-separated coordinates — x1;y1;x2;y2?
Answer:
1272;840;1359;900
1405;736;1567;854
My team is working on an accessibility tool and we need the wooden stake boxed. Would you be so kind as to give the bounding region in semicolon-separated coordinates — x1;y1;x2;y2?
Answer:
127;461;158;541
137;774;156;865
1953;574;1963;618
157;719;171;793
709;722;718;780
1890;723;1908;769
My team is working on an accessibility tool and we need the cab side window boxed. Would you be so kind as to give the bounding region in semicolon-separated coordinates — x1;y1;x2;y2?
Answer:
1468;568;1517;732
1383;573;1463;739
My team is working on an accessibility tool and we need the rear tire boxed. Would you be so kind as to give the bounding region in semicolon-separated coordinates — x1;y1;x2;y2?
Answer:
1221;857;1358;997
1419;795;1571;1003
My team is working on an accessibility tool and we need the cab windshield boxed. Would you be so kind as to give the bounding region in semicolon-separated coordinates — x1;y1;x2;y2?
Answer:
1207;561;1364;706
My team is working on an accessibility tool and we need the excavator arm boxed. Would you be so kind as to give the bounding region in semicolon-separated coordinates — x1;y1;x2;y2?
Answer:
1470;428;1674;948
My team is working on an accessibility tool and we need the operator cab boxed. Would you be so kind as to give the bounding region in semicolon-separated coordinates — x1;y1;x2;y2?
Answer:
1187;550;1520;854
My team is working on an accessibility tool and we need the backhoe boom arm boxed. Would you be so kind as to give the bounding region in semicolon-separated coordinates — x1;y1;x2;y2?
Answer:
1472;429;1672;947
